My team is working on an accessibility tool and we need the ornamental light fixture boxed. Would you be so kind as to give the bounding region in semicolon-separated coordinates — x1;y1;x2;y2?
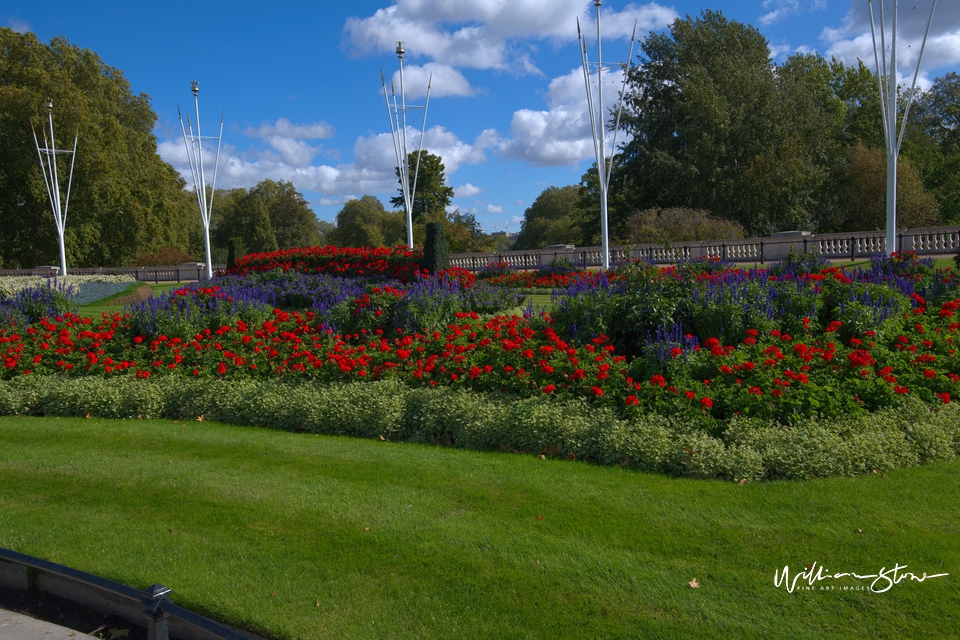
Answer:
32;98;78;276
382;39;432;249
178;79;224;279
578;1;637;271
869;0;937;254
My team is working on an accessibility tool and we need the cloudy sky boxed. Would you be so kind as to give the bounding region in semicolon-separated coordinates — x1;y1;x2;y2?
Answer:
5;1;959;232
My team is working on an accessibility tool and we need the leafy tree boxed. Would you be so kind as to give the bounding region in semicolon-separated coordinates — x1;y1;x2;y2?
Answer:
212;180;324;256
0;28;199;268
390;151;455;223
616;12;882;236
837;143;940;231
514;185;582;250
248;179;321;249
913;73;960;223
330;195;405;248
622;208;746;243
316;219;336;246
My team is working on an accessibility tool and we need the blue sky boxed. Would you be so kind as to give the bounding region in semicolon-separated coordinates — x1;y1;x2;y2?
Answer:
5;1;959;232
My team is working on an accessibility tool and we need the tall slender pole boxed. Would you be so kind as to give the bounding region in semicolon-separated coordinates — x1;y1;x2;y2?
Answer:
869;0;937;255
382;40;432;249
178;80;223;279
578;2;636;270
32;98;77;276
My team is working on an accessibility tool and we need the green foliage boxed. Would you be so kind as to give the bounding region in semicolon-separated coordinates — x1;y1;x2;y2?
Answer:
129;246;198;267
0;375;956;482
390;151;455;222
226;238;238;271
514;185;582;250
329;195;405;248
836;143;941;231
0;29;200;268
212;180;320;256
422;222;449;273
622;207;746;243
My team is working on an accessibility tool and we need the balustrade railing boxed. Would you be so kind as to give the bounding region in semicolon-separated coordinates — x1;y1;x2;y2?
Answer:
450;226;960;271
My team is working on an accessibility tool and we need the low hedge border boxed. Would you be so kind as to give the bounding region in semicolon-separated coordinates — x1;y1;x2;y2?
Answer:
1;376;957;482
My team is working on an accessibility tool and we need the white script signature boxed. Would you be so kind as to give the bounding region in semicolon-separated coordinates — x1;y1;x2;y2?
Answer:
775;562;948;593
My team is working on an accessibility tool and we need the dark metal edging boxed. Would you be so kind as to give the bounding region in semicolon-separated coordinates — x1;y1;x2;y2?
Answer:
0;547;252;640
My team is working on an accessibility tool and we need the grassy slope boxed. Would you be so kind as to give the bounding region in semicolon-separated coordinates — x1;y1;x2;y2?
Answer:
77;282;184;318
0;416;956;639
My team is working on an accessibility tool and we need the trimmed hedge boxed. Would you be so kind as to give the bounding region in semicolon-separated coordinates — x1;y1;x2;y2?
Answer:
1;376;957;482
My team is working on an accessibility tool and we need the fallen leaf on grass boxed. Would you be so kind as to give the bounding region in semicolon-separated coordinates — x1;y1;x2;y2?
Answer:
316;599;320;607
364;527;370;532
535;516;543;521
689;578;700;588
857;528;864;534
196;415;204;422
85;414;91;419
739;479;747;486
379;434;385;440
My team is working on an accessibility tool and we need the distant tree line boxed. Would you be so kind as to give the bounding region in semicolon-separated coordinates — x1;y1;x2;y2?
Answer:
513;10;960;250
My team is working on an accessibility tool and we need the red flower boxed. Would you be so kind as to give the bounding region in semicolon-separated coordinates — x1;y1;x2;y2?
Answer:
649;374;666;387
700;397;713;409
937;392;951;404
590;386;603;397
625;395;639;406
923;369;936;379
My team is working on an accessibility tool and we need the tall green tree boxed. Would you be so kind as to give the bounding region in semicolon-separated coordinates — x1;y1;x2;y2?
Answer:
390;151;455;223
514;185;582;249
248;179;321;249
0;28;199;268
212;180;324;256
330;195;405;248
617;11;862;236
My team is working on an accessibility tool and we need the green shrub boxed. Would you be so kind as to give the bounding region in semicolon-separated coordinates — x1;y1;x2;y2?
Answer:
2;376;957;483
422;222;450;273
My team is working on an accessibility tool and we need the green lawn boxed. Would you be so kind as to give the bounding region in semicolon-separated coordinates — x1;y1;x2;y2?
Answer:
0;416;956;639
77;282;183;318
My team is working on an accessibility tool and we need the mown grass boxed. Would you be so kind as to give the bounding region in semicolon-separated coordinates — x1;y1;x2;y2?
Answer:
0;415;956;639
77;282;183;318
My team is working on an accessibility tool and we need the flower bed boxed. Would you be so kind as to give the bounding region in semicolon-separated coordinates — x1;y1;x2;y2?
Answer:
2;250;959;480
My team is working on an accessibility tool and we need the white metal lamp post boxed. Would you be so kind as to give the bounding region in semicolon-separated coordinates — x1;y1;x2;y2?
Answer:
869;0;937;255
578;1;636;271
382;40;432;249
32;98;77;276
178;80;224;279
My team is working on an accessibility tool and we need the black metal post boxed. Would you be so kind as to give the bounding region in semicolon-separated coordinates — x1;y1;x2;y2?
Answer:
759;241;764;264
803;238;808;254
142;584;172;640
898;234;903;253
850;236;856;262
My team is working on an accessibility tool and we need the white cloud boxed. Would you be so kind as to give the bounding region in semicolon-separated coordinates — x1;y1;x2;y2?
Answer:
386;63;475;98
158;124;496;200
7;18;29;33
456;183;482;197
822;1;960;84
486;204;504;214
499;66;630;167
243;118;334;140
759;0;826;27
343;1;676;73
